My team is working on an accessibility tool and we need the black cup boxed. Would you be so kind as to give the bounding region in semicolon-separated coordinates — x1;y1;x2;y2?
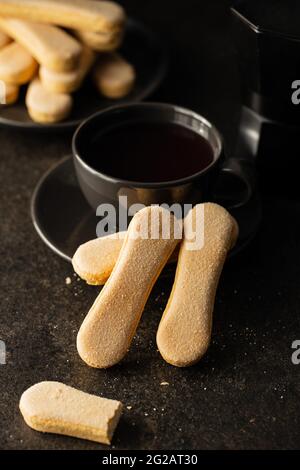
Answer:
72;103;253;214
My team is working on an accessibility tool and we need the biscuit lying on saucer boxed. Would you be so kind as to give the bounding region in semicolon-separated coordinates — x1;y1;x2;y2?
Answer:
74;29;123;52
0;18;82;72
0;42;37;85
93;53;135;98
20;381;123;445
0;82;19;105
26;78;73;123
0;0;126;34
156;203;238;367
40;46;95;93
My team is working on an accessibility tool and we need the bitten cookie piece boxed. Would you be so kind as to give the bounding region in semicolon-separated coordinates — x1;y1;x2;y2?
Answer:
77;206;181;368
19;381;123;445
157;203;238;367
0;18;82;72
26;78;73;123
93;53;135;99
0;42;37;85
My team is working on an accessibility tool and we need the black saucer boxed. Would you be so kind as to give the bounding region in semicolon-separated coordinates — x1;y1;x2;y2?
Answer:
31;156;262;262
0;19;168;132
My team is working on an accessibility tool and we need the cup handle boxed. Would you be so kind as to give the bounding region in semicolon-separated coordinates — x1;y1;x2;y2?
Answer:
212;157;255;210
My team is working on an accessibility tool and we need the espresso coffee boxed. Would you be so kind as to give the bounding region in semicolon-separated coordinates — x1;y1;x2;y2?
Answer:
86;121;214;183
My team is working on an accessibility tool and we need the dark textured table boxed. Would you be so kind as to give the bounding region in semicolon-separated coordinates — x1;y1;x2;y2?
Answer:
1;0;300;450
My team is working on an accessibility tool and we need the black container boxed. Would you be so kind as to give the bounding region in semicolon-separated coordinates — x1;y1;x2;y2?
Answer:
232;0;300;124
231;0;300;197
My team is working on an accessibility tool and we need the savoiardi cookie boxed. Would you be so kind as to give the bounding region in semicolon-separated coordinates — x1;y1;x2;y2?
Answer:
0;18;82;72
77;206;181;368
0;0;126;34
19;381;123;445
40;46;95;93
26;78;73;123
0;42;37;85
157;203;238;367
93;53;135;99
73;231;179;286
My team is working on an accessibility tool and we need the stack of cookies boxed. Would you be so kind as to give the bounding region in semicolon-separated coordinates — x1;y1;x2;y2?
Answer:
0;0;135;123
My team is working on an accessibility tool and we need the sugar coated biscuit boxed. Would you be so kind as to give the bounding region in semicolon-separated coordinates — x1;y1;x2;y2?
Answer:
40;46;95;93
0;0;126;33
157;203;238;367
26;78;73;123
73;232;179;286
0;42;37;85
77;206;181;368
0;82;19;104
19;381;123;444
0;29;10;49
93;53;135;99
75;29;123;52
0;18;82;72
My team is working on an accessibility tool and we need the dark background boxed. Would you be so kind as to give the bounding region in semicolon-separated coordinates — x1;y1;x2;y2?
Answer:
1;0;300;450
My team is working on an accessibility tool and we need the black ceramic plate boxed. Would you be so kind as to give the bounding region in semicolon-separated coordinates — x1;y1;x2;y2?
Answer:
31;156;262;263
0;19;168;132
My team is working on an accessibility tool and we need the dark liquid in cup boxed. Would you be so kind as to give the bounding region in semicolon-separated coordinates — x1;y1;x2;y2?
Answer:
87;121;214;183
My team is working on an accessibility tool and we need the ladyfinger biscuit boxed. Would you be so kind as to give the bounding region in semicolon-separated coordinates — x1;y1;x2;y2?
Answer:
19;381;123;445
0;30;10;49
93;53;135;99
0;18;82;72
26;78;73;123
74;29;123;52
77;206;181;368
40;46;95;93
73;232;126;286
0;0;125;33
0;42;37;85
157;203;238;367
0;82;19;104
73;232;179;286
